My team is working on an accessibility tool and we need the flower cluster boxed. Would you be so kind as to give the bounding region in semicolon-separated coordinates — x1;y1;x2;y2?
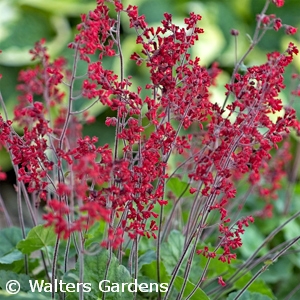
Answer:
256;9;297;35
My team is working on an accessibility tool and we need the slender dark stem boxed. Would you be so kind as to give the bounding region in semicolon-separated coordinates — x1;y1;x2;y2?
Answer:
157;178;167;300
78;232;84;300
161;183;189;242
51;235;60;299
177;225;202;300
103;244;112;300
0;91;9;120
113;6;124;162
222;0;271;111
133;237;138;300
209;210;300;297
70;98;99;115
231;210;300;282
284;282;300;300
233;236;300;300
16;181;28;275
58;45;79;150
163;223;201;300
0;193;13;226
234;34;238;66
284;141;300;214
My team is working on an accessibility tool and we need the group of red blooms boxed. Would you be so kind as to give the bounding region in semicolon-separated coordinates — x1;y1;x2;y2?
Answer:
0;0;299;287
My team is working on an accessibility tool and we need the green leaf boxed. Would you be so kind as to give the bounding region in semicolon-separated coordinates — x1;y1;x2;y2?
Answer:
173;276;210;300
84;220;106;248
0;228;25;260
161;230;185;274
233;273;275;299
140;261;170;298
0;270;32;293
63;248;133;300
160;231;209;286
0;249;23;264
166;178;190;198
17;225;56;255
138;250;156;271
283;216;300;247
240;226;267;257
227;290;272;300
0;291;51;299
259;257;293;284
141;260;169;284
199;254;231;278
140;261;209;299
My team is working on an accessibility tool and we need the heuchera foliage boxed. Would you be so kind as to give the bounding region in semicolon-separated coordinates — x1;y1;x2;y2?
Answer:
0;0;299;290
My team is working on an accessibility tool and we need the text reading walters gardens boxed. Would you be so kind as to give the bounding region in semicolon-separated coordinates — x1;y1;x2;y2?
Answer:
29;279;169;293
